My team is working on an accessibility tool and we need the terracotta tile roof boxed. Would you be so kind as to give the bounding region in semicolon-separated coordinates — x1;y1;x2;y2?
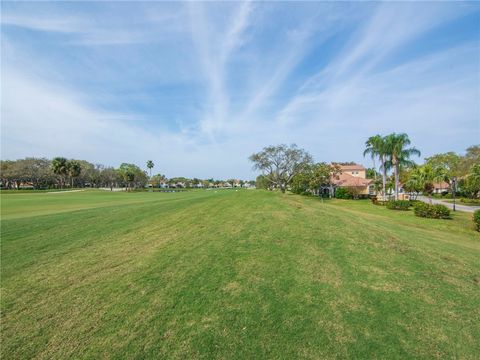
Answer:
332;172;373;187
337;164;366;171
433;182;449;189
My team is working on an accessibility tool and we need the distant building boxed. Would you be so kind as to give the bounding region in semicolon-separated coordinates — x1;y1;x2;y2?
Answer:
329;164;375;197
432;181;450;194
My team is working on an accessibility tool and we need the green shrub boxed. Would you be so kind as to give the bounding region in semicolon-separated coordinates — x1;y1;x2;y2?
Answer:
386;200;411;211
335;187;353;199
461;198;480;205
414;202;451;219
474;210;480;232
431;204;452;219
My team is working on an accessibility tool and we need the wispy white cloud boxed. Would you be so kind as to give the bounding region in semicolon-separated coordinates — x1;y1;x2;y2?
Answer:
1;13;84;33
1;63;263;178
1;8;184;45
1;1;478;178
296;2;474;93
187;1;253;140
277;2;478;126
274;42;479;165
238;4;361;124
241;24;313;119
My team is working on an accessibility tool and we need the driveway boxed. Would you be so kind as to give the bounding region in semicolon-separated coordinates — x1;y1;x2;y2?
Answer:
417;196;480;213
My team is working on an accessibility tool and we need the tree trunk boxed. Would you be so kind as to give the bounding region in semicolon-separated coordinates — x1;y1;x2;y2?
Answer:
280;184;286;193
382;155;387;200
394;162;399;201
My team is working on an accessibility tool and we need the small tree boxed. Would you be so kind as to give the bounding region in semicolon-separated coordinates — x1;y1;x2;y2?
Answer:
406;164;445;203
255;175;270;190
151;174;167;188
425;152;461;187
403;168;423;200
118;163;137;191
309;163;339;196
249;144;312;193
101;167;119;190
463;164;480;198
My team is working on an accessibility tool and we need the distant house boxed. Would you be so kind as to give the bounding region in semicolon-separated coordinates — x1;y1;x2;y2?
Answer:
18;182;34;189
432;181;450;194
329;164;375;197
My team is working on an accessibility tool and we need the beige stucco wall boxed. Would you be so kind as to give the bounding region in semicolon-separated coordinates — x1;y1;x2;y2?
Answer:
344;170;366;178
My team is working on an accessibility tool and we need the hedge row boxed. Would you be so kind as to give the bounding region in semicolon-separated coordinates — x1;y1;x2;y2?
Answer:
413;202;451;219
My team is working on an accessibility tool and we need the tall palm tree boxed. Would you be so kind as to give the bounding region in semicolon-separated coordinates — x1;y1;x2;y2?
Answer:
364;135;380;179
146;160;154;178
363;135;388;199
51;157;68;189
385;133;421;200
67;160;82;188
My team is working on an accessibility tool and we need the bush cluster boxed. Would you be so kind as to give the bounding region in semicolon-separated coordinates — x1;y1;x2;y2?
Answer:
371;196;387;206
474;210;480;232
413;202;451;219
335;187;353;199
461;198;480;205
386;200;411;211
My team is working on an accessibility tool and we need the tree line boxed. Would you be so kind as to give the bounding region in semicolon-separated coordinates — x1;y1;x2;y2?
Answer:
0;158;255;191
249;135;479;199
402;146;480;200
0;157;148;190
363;135;480;200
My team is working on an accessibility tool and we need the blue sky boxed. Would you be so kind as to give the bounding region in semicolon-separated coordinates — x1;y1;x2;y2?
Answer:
2;1;479;179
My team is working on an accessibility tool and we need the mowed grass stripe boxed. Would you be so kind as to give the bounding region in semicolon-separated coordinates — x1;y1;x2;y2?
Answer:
0;189;214;220
1;190;479;359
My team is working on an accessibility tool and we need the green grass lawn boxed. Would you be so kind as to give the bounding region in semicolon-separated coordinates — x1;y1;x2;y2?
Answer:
1;189;479;359
443;198;480;207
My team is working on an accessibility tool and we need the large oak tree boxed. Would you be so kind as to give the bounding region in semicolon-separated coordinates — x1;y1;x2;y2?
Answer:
249;144;312;193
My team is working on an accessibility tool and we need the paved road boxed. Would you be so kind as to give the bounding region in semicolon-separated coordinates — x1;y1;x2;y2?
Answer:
417;196;480;213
